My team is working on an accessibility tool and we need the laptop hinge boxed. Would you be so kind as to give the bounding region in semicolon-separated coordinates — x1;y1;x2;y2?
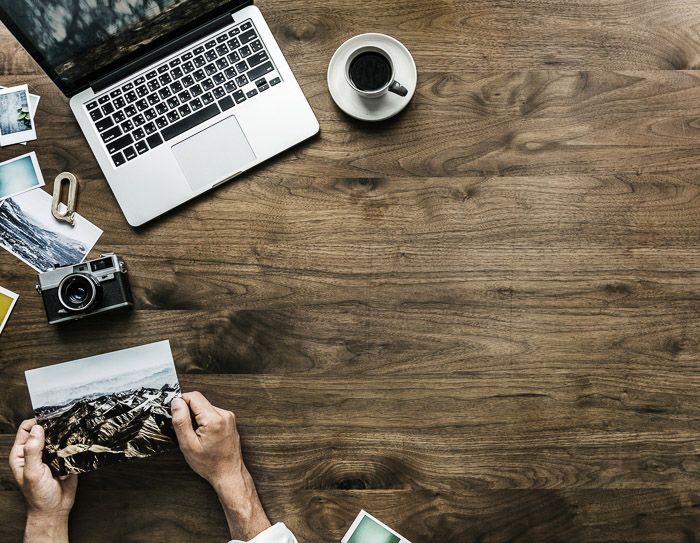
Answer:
91;3;252;94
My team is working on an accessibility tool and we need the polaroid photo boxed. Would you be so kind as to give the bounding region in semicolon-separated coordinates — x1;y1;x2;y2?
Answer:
0;188;102;272
0;86;39;146
25;340;181;476
342;510;411;543
0;285;18;336
0;152;45;202
0;85;37;146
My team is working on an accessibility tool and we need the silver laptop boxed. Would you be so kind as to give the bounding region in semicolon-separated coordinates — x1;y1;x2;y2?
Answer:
0;0;319;226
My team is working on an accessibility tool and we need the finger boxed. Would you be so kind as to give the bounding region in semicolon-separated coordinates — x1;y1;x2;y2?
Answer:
23;425;46;483
170;397;198;450
182;391;216;425
12;419;37;450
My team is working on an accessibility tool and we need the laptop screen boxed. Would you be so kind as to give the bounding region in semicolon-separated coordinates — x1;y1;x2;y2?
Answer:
0;0;243;95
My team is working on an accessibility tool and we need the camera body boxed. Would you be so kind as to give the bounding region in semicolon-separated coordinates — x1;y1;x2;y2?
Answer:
37;253;133;325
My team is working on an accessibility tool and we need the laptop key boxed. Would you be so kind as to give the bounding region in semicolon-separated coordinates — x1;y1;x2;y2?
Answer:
240;21;252;31
135;99;148;111
124;146;137;161
239;45;251;58
182;52;193;61
259;83;270;92
146;70;158;79
111;152;126;167
133;114;145;126
202;78;215;91
201;92;214;105
235;75;248;87
181;75;195;87
213;73;225;85
250;40;263;53
148;94;160;105
156;116;168;129
167;97;179;109
235;61;248;73
240;29;257;44
159;73;172;85
124;105;137;116
114;96;126;109
247;51;268;68
120;120;134;132
246;61;274;81
144;108;156;121
95;117;114;132
170;58;181;67
204;63;217;76
172;67;183;79
147;133;164;148
218;96;234;111
135;140;149;154
167;111;180;123
159;87;172;99
216;44;228;56
144;122;157;135
101;126;122;143
190;84;203;96
106;134;133;154
224;67;237;80
217;34;228;44
205;39;217;49
133;127;146;140
194;45;205;55
191;97;203;110
224;81;237;93
171;80;184;93
178;104;192;117
135;76;146;85
227;51;240;63
229;27;241;36
113;111;126;123
102;103;115;115
123;82;134;91
232;90;246;104
125;91;138;102
178;90;192;103
90;109;103;121
156;103;168;115
216;58;228;70
228;37;240;49
110;89;122;98
183;60;196;72
161;103;220;141
158;65;169;74
194;69;206;81
194;56;206;68
148;80;160;92
213;87;225;100
136;85;148;97
246;88;258;98
98;95;110;105
205;50;217;62
87;101;98;111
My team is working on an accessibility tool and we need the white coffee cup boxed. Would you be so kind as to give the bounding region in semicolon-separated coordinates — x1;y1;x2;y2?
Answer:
345;45;408;99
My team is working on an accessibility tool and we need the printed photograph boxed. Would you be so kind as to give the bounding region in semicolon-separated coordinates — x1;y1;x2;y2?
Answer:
0;85;36;146
0;188;102;272
0;152;45;202
0;285;19;336
342;510;409;543
25;340;180;476
0;86;40;146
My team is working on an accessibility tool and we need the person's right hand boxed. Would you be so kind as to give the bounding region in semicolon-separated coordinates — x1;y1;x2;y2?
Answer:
171;391;271;540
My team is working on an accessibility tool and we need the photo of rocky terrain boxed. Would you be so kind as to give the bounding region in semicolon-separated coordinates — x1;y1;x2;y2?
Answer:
25;341;180;476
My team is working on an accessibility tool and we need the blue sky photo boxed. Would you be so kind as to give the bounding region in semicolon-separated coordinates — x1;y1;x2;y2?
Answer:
0;154;40;199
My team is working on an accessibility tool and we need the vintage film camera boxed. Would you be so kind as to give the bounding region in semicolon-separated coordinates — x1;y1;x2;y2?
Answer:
36;253;133;324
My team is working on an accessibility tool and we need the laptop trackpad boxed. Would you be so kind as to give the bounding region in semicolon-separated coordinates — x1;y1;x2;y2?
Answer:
172;116;256;191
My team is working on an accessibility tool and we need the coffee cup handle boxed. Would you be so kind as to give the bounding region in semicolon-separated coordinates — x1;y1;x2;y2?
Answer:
388;80;408;97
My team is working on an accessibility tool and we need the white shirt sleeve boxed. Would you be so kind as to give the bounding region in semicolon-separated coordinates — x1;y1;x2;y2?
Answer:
228;523;298;543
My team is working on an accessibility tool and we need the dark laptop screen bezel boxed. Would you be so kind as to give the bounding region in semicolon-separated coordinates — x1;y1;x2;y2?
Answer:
0;0;249;97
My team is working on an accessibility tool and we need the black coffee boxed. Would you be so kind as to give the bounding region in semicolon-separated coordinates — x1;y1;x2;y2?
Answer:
349;51;392;91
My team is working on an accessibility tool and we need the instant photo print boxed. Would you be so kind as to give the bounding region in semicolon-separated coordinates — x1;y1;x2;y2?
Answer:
0;285;18;336
25;340;181;476
342;510;411;543
0;85;39;146
0;84;36;146
0;152;45;201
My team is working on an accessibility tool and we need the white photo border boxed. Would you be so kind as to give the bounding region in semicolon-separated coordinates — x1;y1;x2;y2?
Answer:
341;510;411;543
0;285;19;336
0;151;45;202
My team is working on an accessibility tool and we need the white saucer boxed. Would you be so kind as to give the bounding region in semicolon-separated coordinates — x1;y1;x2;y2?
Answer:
327;33;417;122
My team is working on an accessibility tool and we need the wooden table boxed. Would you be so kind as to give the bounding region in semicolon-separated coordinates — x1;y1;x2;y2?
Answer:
1;1;699;541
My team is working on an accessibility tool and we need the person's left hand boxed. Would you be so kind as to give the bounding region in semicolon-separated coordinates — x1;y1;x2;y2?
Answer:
9;419;78;518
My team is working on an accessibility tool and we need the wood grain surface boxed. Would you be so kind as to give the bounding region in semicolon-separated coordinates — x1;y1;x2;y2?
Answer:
1;0;699;541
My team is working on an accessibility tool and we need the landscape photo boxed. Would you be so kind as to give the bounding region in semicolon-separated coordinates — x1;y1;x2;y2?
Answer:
0;188;102;272
25;341;181;476
0;152;44;201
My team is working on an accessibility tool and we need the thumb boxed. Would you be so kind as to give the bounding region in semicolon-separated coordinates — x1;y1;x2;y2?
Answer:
171;397;196;449
23;425;46;482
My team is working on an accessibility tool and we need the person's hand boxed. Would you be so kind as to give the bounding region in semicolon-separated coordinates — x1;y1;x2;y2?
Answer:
171;392;271;540
9;419;77;543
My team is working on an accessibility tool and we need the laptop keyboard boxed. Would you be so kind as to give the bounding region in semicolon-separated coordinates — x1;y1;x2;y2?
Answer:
84;20;282;168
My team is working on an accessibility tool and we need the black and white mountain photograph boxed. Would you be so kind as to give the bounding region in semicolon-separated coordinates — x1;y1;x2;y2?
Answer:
0;187;102;272
25;340;181;476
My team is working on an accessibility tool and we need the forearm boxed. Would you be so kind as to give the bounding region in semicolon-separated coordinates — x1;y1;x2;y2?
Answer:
24;512;70;543
213;471;271;541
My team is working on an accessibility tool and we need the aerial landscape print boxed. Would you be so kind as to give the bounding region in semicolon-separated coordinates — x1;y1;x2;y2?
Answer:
25;341;180;476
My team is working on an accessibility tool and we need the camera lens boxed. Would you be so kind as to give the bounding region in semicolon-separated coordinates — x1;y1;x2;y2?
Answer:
58;274;100;312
